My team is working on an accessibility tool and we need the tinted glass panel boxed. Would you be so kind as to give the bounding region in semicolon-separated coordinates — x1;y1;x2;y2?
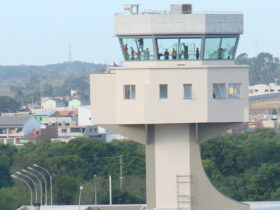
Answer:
204;37;237;60
220;38;237;59
157;39;178;60
204;38;221;59
179;39;201;60
121;38;154;61
183;84;192;99
156;38;201;60
160;84;168;99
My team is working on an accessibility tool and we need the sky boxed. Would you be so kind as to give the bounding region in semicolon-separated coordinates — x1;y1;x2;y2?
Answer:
0;0;279;65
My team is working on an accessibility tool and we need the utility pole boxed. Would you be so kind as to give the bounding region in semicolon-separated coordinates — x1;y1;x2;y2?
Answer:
68;41;72;63
94;175;97;205
109;175;112;205
120;155;123;191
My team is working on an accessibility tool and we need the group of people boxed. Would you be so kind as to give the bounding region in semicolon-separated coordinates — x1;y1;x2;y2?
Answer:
158;44;200;60
123;43;150;61
123;40;201;61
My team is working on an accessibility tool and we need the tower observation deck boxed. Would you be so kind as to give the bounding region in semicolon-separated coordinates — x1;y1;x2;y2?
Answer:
90;4;249;210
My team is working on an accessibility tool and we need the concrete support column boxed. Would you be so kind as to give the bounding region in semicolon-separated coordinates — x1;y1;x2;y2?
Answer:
146;124;191;209
146;124;249;210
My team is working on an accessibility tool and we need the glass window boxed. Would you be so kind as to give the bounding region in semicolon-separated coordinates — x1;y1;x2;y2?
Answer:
62;129;67;133
228;83;241;99
179;38;201;60
71;128;82;133
160;84;168;99
220;38;237;59
121;38;154;61
183;84;192;99
204;37;237;60
156;38;178;60
204;38;221;59
124;85;136;100
213;84;226;99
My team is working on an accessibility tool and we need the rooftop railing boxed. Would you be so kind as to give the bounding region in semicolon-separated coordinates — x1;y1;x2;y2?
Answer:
115;10;243;16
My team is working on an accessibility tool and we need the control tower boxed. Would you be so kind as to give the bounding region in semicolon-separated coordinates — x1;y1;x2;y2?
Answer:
90;4;249;210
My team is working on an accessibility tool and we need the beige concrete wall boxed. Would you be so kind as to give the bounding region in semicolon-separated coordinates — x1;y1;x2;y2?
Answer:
207;67;249;122
114;14;243;35
91;64;248;125
91;74;116;124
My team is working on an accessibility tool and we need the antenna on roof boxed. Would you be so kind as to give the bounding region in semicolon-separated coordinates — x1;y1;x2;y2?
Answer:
124;4;140;15
68;41;72;63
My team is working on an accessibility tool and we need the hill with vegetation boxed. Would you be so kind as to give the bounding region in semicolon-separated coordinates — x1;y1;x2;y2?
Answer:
0;61;106;105
1;129;280;209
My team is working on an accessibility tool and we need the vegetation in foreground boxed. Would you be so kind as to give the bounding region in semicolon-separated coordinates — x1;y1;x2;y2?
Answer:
0;138;145;209
201;128;280;201
1;129;280;209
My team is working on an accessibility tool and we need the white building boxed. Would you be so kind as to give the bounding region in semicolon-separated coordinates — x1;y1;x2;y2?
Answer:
249;83;280;96
0;116;40;145
91;4;248;210
78;107;92;126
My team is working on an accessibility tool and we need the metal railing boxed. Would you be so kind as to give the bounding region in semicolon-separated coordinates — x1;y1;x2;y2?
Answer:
115;10;243;16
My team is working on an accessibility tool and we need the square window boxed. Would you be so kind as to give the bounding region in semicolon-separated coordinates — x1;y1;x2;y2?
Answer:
183;84;192;99
124;85;136;100
228;83;241;99
213;84;226;99
159;84;168;99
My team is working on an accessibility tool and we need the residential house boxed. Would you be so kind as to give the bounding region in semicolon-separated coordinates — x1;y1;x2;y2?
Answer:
68;99;81;108
0;116;40;145
22;126;57;143
33;110;56;124
41;97;66;110
78;107;92;126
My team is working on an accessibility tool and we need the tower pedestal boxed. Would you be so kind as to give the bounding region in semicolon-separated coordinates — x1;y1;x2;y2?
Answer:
146;124;249;210
103;124;249;210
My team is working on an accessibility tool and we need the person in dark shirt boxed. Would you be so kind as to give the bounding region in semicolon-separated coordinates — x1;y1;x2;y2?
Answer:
196;48;200;60
164;49;170;60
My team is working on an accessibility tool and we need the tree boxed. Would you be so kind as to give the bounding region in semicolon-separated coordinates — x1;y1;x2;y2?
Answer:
236;52;280;85
54;176;79;204
0;96;20;113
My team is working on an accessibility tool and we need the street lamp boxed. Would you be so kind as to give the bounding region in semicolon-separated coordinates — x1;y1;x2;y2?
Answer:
22;169;43;206
28;167;48;205
79;186;83;210
16;171;38;203
33;164;53;205
94;175;97;205
11;174;33;206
